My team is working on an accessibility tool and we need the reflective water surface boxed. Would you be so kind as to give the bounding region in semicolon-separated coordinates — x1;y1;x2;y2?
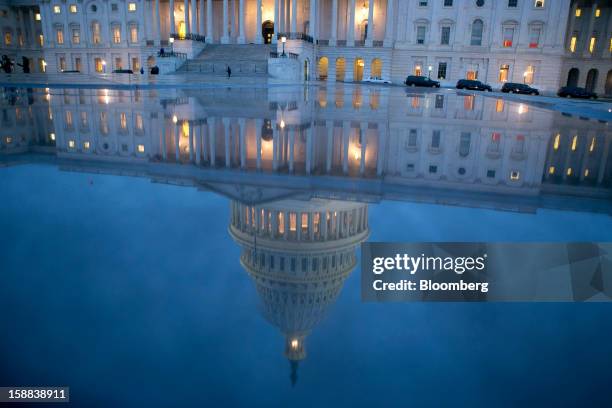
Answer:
1;85;612;407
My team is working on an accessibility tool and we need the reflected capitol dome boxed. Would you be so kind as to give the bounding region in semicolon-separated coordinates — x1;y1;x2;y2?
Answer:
229;197;370;385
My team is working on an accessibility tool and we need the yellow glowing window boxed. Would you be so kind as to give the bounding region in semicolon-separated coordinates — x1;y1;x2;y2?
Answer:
566;168;573;176
313;213;320;233
610;38;612;52
415;65;422;76
571;135;578;151
499;64;510;82
137;144;145;153
136;114;143;130
68;140;75;148
301;213;308;230
35;13;41;20
553;134;560;150
4;32;11;45
69;4;77;13
278;212;285;234
595;9;601;17
496;99;504;113
120;112;127;129
575;8;581;17
289;213;297;232
128;3;137;12
83;141;90;150
584;169;590;177
589;37;596;53
589;137;595;152
570;36;577;52
65;111;73;126
38;34;44;46
548;166;555;175
510;171;520;181
50;133;56;141
53;5;61;14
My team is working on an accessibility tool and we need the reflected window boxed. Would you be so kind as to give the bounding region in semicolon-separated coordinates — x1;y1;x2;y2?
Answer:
431;131;441;148
459;133;471;157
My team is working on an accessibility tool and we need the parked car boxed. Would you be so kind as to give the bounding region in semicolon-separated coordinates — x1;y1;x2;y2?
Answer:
112;69;134;74
557;86;598;99
364;76;392;84
501;82;539;95
404;75;440;88
456;79;492;92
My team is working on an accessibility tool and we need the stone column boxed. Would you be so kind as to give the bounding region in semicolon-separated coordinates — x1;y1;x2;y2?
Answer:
238;0;245;43
28;8;37;47
188;123;194;162
184;0;190;34
273;121;279;171
201;124;208;163
384;0;394;47
209;118;216;167
191;0;198;34
309;0;316;39
288;129;295;173
583;2;598;55
154;0;161;44
239;119;246;169
223;118;231;167
174;123;180;161
273;0;279;43
326;121;333;173
256;0;263;44
306;124;313;174
290;0;297;33
365;0;374;46
199;0;205;35
342;121;350;174
161;121;168;161
359;123;367;175
347;0;355;47
206;0;213;43
376;123;385;176
170;0;176;34
256;119;262;170
221;0;229;43
330;0;338;45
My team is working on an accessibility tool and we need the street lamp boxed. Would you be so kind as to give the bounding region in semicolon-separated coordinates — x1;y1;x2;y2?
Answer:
428;65;433;79
281;36;287;57
169;36;175;55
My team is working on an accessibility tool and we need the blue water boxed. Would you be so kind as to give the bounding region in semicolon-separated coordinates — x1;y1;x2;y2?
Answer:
2;165;612;407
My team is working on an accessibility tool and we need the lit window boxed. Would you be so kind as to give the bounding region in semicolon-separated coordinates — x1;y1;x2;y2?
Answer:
529;26;541;48
56;28;64;44
130;25;138;43
589;137;596;152
68;140;75;148
128;3;136;11
499;64;510;82
553;134;560;150
595;9;601;17
584;169;590;177
69;4;77;13
4;32;11;45
120;112;127;129
589;36;596;53
571;135;578;151
136;113;143;130
137;144;145;153
72;28;80;44
570;36;577;52
5;136;12;144
53;5;61;14
548;166;555;175
495;99;504;112
566;168;573;176
575;8;581;17
83;141;90;150
503;27;514;47
50;133;56;141
414;64;422;76
112;26;121;43
510;171;520;180
35;13;41;20
523;66;535;85
534;0;544;8
91;22;101;44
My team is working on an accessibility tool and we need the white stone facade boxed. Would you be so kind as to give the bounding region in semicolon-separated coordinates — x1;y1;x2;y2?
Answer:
0;0;610;93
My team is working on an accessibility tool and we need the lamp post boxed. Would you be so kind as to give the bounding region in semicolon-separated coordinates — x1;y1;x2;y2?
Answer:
169;37;175;55
428;65;433;79
281;36;286;57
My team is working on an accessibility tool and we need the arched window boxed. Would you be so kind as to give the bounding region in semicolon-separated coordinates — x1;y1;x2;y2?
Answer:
567;68;579;87
317;57;328;80
470;19;483;46
585;69;598;93
371;58;382;79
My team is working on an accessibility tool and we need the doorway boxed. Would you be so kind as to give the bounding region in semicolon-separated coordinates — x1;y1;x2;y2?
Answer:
262;21;274;44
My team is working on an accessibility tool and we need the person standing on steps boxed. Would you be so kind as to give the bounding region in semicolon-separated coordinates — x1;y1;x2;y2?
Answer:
227;65;232;78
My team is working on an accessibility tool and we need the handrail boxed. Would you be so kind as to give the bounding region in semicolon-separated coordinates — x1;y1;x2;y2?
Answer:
276;32;313;43
270;51;299;59
169;32;206;43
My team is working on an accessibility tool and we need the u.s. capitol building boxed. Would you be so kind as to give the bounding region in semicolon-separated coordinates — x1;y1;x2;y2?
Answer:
0;0;610;94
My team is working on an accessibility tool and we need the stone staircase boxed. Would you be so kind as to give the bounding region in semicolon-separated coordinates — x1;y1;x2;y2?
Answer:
176;44;274;76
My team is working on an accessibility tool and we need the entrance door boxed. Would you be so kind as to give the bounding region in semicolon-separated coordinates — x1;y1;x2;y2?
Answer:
262;21;274;44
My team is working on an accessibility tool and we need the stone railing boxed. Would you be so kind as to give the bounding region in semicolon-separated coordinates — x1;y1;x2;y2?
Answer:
170;33;206;42
270;51;299;59
277;32;313;43
156;51;187;59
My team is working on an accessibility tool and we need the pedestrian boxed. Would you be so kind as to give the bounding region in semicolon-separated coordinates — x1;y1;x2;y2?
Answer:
227;65;232;78
16;56;30;73
140;66;144;75
1;55;12;73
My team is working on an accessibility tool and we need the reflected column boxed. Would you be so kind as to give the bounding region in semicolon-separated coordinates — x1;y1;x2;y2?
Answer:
209;117;216;166
326;120;333;174
377;123;386;176
223;118;231;168
222;0;229;43
342;121;350;174
256;119;262;170
359;122;367;175
239;118;246;169
206;0;213;43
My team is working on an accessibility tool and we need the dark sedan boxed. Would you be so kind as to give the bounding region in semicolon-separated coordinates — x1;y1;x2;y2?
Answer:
501;82;539;95
557;86;598;99
456;79;492;92
405;75;440;88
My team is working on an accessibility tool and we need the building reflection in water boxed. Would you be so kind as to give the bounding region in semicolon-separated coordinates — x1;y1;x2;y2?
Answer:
1;84;611;383
229;198;369;384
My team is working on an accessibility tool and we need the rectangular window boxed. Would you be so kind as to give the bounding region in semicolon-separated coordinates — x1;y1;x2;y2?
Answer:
419;1;428;6
53;5;61;14
72;28;80;44
589;36;596;53
595;9;601;17
570;35;577;52
75;57;81;72
503;27;514;47
59;56;66;71
56;28;64;44
112;26;121;44
132;57;140;71
4;32;10;45
575;8;581;17
130;26;138;43
94;57;103;73
431;131;441;148
524;65;535;84
92;23;101;44
487;170;496;178
508;0;518;7
440;27;450;45
529;27;541;48
429;165;437;174
437;62;447;79
69;4;77;13
499;64;510;82
534;0;544;8
120;112;127;129
408;129;417;147
137;144;145;153
136;113;143;130
115;58;123;70
128;3;136;11
416;26;426;44
434;95;444;109
443;0;453;6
